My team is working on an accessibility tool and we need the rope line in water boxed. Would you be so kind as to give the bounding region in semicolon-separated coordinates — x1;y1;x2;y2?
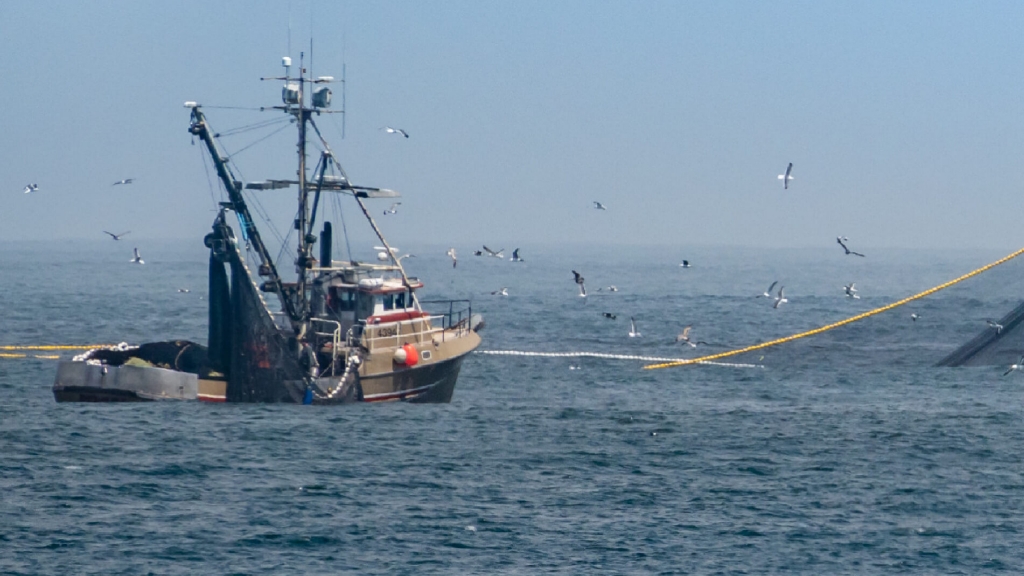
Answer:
0;345;114;351
644;245;1024;370
0;353;61;359
477;350;762;369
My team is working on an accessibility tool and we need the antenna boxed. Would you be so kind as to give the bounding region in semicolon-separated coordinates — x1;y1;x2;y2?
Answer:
341;63;346;139
287;0;292;58
341;14;347;139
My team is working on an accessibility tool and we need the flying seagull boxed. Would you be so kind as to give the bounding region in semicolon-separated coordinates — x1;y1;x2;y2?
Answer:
1004;355;1024;376
177;288;191;293
836;236;865;257
675;325;708;348
482;246;504;259
911;313;920;322
383;202;401;215
490;287;509;296
777;163;794;189
22;184;38;194
572;270;587;297
104;230;131;241
446;248;457;268
759;281;779;298
628;317;642;338
844;283;860;299
603;312;617;320
773;286;788;309
680;260;691;268
593;201;607;210
131;248;144;265
987;320;1004;334
510;248;523;262
473;250;483;256
381;126;409;138
112;178;134;186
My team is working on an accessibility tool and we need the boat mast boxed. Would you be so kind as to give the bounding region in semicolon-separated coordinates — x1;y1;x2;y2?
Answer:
295;52;311;326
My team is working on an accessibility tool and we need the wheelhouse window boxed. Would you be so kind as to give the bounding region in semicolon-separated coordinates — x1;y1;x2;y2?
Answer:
328;288;356;312
395;290;407;309
382;293;395;310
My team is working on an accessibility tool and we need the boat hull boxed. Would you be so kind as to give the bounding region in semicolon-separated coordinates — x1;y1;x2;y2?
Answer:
52;361;198;402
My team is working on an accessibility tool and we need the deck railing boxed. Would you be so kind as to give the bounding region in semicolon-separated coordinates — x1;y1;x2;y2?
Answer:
347;299;473;350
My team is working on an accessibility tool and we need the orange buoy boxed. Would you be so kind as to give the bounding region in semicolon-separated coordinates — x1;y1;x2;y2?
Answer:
403;343;418;366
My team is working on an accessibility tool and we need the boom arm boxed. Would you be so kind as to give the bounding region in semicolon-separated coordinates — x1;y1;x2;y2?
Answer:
188;105;303;327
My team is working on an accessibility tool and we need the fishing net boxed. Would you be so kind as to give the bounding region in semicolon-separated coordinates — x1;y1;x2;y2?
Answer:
937;301;1024;367
207;220;306;402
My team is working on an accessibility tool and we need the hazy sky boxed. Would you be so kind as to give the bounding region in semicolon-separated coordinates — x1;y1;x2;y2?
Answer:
2;1;1024;252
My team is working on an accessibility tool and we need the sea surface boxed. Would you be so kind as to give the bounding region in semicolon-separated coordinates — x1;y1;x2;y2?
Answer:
3;240;1024;574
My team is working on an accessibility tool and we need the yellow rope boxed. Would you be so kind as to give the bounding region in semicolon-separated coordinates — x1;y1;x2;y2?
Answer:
0;345;114;351
644;245;1024;370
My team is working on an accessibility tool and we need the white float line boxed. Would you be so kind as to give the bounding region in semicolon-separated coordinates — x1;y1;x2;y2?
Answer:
475;350;762;369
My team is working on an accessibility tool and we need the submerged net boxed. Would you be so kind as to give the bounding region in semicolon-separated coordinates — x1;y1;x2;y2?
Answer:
937;301;1024;367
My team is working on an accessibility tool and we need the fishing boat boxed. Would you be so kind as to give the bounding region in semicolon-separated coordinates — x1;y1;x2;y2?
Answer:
54;55;481;404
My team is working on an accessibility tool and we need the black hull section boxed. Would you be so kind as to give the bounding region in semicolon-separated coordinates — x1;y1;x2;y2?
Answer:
54;387;151;402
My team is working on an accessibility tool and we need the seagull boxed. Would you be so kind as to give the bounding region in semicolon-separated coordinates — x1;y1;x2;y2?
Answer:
628;317;642;337
773;286;787;309
911;313;920;322
396;253;416;262
383;202;401;215
482;246;504;259
572;270;587;297
510;248;523;262
381;126;409;138
987;320;1004;334
112;178;134;186
473;250;483;256
675;325;708;347
22;184;38;194
103;230;131;241
130;248;144;265
603;312;617;320
759;281;779;298
593;201;607;210
844;283;860;299
490;287;509;296
569;363;581;371
177;288;191;293
596;285;619;293
836;236;865;257
446;248;457;268
777;163;794;189
680;260;691;268
1004;355;1024;376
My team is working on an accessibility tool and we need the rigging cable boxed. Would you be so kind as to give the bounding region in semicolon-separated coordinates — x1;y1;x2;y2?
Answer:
215;116;291;138
225;123;292;159
198;144;220;210
644;245;1024;370
330;192;355;262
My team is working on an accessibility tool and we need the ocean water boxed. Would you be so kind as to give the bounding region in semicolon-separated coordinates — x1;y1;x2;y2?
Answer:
3;240;1024;574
